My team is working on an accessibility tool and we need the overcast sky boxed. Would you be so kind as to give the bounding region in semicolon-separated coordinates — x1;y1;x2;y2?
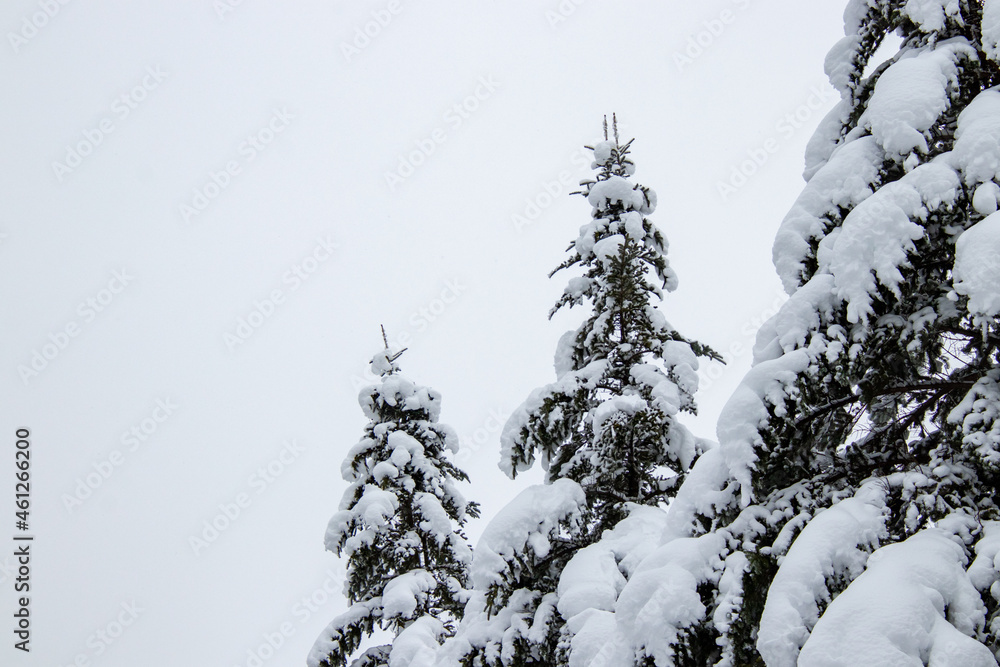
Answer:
2;1;851;665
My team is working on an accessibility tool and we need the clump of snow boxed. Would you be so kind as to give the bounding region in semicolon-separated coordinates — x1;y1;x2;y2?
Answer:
558;543;626;621
825;34;862;96
661;446;736;540
756;483;888;665
587;176;645;212
948;369;1000;469
370;346;405;376
803;98;852;179
593;234;625;264
499;359;608;476
857;43;972;157
623;211;645;241
753;275;837;363
382;570;437;619
592;395;648;438
631;364;682;416
717;350;811;506
592;140;615;165
968;522;1000;638
470;479;586;592
307;602;385;667
390;616;445;667
348;485;397;529
903;0;960;33
614;532;728;664
984;1;1000;62
818;161;960;324
950;89;1000;186
974;182;1000;215
773;136;883;293
954;212;1000;318
798;527;995;666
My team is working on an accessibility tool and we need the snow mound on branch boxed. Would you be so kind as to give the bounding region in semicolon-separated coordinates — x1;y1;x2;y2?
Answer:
563;610;631;667
470;479;586;591
857;43;972;157
390;616;445;667
950;88;1000;186
307;600;385;667
614;531;728;664
717;350;811;507
984;1;1000;62
948;369;1000;469
557;506;672;666
825;34;862;96
593;395;648;436
499;359;608;476
592;140;615;165
362;370;443;422
383;570;437;619
756;483;888;665
902;0;960;33
954;212;1000;318
753;274;837;363
798;528;996;666
662;446;736;540
804;98;852;179
630;363;683;417
968;522;1000;638
818;161;960;324
370;346;405;375
773;136;883;293
588;176;646;212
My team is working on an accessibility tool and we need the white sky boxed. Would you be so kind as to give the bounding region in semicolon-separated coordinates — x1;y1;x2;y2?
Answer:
2;1;849;665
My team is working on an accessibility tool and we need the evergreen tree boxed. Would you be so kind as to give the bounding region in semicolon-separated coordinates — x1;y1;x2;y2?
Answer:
604;3;1000;664
502;115;721;539
308;340;480;667
443;119;719;666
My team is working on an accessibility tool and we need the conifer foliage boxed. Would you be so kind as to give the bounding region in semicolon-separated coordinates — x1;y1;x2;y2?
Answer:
308;341;479;667
434;118;720;666
501;116;721;537
599;2;1000;664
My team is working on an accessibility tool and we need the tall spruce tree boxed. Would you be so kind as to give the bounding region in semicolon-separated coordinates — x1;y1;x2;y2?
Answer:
438;119;719;666
308;340;479;667
601;3;1000;664
502;116;721;537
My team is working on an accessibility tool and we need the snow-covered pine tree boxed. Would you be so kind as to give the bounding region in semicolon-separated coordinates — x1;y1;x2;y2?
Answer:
602;3;1000;664
447;118;719;665
502;116;721;539
308;341;480;667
